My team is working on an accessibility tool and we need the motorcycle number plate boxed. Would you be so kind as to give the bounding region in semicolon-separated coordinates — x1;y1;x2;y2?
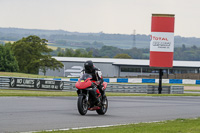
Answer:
81;80;84;82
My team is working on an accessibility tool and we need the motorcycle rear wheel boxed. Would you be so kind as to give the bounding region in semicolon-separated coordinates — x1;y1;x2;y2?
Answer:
77;95;88;115
96;96;108;115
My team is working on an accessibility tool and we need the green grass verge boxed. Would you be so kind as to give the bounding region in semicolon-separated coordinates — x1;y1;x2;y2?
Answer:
0;72;68;79
37;118;200;133
1;89;200;97
0;89;77;97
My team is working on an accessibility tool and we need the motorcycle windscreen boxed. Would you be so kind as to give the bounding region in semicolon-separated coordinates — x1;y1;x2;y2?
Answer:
80;73;92;80
76;74;92;89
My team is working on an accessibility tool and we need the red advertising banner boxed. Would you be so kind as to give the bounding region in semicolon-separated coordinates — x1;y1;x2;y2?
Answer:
150;14;175;68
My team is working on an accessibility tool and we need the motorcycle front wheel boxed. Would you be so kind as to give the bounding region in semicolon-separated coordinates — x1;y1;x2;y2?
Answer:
96;96;108;115
77;95;88;115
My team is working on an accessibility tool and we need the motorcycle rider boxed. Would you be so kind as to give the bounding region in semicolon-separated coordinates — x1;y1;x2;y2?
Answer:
81;60;105;105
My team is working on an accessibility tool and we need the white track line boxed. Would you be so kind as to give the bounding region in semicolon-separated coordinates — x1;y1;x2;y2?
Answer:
21;121;161;133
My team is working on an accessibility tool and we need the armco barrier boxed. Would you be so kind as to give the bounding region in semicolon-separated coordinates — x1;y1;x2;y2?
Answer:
68;78;199;85
170;85;184;94
147;86;171;94
0;76;184;94
169;79;182;84
0;76;10;88
117;78;128;83
70;78;78;82
182;79;196;84
142;79;155;83
106;84;148;93
63;82;76;91
196;80;200;84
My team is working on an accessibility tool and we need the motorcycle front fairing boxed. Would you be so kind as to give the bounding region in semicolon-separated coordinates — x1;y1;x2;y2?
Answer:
75;73;93;89
75;73;97;101
75;78;92;89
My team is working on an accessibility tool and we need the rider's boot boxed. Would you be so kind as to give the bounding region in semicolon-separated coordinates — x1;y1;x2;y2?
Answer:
96;97;101;106
99;85;106;98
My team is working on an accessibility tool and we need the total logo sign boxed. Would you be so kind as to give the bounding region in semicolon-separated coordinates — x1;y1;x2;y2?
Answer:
150;32;174;52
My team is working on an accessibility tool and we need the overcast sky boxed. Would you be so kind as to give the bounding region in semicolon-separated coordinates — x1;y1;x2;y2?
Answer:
0;0;200;38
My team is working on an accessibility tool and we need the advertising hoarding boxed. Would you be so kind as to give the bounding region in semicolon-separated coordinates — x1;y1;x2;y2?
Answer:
150;14;175;68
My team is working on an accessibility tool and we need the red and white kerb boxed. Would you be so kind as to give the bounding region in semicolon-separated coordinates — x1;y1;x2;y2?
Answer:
150;14;175;68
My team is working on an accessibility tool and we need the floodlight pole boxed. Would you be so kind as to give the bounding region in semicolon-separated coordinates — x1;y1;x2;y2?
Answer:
158;69;163;94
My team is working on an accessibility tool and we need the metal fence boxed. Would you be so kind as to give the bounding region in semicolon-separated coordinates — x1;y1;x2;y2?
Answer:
0;76;184;94
63;82;76;91
106;84;148;93
147;85;184;94
0;76;10;88
170;85;185;94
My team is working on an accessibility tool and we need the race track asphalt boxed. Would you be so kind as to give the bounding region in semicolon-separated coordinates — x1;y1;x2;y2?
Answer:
0;96;200;133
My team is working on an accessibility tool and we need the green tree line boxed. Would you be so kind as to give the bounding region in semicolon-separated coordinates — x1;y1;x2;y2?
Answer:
174;44;200;61
54;47;93;57
0;35;63;75
56;44;200;61
0;43;19;72
56;45;148;59
85;46;149;59
54;40;104;49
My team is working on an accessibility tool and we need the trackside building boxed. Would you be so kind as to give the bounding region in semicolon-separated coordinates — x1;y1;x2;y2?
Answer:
39;57;200;77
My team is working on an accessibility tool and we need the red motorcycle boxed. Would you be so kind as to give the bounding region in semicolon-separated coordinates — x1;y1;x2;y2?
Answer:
75;73;108;115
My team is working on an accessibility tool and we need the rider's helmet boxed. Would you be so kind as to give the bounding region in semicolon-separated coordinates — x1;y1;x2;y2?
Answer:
84;60;94;72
